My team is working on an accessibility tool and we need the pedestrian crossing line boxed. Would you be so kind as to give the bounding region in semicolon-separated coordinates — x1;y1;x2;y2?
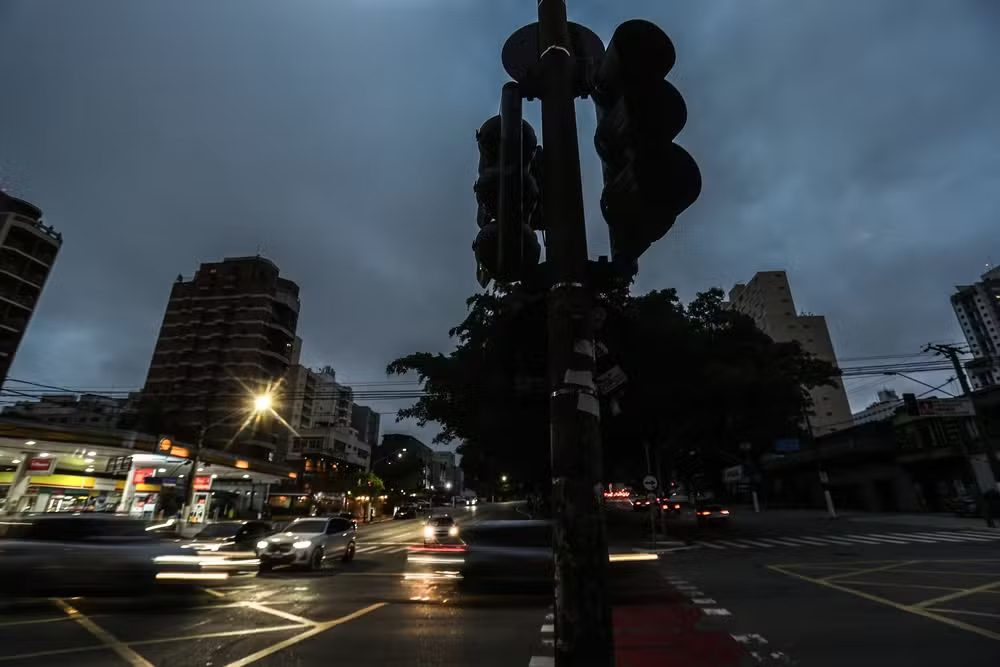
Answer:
777;537;834;546
829;535;885;545
848;534;911;544
714;540;752;549
693;540;726;549
734;539;775;548
802;536;858;546
881;533;941;543
957;530;1000;538
938;531;999;541
908;532;982;543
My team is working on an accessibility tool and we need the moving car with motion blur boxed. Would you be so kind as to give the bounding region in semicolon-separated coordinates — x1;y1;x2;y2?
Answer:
395;505;418;520
423;514;460;544
256;516;356;571
183;520;273;553
0;515;206;597
696;504;732;526
631;496;657;512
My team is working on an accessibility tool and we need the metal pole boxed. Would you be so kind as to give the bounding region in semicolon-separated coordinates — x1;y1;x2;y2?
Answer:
538;1;612;664
183;427;205;526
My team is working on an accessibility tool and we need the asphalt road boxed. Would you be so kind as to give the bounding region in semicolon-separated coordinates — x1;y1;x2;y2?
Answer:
0;502;551;667
608;506;1000;667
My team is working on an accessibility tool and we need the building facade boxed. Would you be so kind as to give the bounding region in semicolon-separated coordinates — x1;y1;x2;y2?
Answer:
137;256;300;462
852;389;903;426
951;266;1000;390
0;192;61;385
376;433;433;491
728;270;852;436
431;450;458;491
351;404;381;449
1;393;134;429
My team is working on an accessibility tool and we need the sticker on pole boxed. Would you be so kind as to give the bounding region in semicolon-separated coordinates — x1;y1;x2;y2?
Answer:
642;475;658;491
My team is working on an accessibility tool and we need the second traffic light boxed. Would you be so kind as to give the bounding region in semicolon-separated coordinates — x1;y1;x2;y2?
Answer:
473;82;541;285
592;20;701;272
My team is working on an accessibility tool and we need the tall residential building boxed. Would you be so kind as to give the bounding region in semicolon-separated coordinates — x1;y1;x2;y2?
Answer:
377;433;433;491
2;392;135;429
728;270;852;436
283;364;373;484
138;256;300;462
0;192;61;385
951;266;1000;390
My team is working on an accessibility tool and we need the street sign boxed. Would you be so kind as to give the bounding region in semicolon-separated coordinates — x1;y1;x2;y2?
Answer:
642;475;658;491
723;465;744;484
27;457;56;474
917;398;975;417
595;365;627;395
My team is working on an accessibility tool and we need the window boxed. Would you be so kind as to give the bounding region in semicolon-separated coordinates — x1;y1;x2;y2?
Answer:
826;411;834;417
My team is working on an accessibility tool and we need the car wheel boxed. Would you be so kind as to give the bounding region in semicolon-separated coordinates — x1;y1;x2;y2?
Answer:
309;547;324;571
342;541;356;563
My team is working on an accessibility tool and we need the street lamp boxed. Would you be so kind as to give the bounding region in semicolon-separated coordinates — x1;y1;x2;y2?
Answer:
182;392;274;524
501;475;508;483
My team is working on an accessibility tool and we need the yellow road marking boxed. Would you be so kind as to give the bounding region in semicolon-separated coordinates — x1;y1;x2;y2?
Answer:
0;615;75;628
203;587;227;598
822;560;918;581
928;608;1000;620
768;565;1000;642
912;579;1000;608
888;569;1000;577
128;623;307;647
54;599;154;667
223;602;388;667
834;580;965;592
0;643;106;662
240;601;319;627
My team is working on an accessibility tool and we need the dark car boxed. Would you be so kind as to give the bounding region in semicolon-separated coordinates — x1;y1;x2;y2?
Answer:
696;504;732;525
338;512;359;530
183;520;273;553
395;505;418;520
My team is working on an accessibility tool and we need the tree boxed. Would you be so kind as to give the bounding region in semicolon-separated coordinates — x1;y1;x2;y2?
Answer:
387;285;838;497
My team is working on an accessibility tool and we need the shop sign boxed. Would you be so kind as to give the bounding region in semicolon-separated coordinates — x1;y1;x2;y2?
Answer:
132;467;155;484
106;456;133;474
193;475;213;491
28;457;57;474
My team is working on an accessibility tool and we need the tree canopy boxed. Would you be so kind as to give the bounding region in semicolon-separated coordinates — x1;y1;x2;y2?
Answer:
387;285;838;496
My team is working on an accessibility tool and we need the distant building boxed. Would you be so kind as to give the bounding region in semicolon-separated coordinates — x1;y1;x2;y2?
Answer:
951;266;1000;390
0;191;62;385
351;404;381;449
431;450;458;491
377;434;433;491
852;389;902;426
728;270;852;436
1;393;134;429
283;364;372;481
136;256;300;462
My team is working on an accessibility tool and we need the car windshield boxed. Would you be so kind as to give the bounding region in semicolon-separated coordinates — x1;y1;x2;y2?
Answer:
284;520;328;534
429;517;453;526
196;523;242;538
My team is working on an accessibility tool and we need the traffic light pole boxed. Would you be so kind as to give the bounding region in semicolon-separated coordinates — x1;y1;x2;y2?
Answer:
538;1;613;664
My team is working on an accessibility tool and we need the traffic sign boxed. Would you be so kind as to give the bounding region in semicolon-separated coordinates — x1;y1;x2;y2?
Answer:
642;475;658;491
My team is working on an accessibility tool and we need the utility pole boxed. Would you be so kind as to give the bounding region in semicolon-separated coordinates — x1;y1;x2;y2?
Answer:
538;1;613;663
924;343;1000;520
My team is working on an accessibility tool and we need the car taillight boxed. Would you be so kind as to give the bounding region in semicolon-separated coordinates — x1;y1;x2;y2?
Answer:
721;510;730;515
673;504;680;509
698;511;710;516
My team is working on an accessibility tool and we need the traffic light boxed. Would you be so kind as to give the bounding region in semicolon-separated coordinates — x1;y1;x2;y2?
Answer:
473;83;542;285
592;20;701;271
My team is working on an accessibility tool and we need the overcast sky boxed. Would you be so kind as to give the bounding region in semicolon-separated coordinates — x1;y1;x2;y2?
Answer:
1;0;998;442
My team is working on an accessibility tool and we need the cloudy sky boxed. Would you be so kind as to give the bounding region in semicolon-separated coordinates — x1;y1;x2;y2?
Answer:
1;0;998;441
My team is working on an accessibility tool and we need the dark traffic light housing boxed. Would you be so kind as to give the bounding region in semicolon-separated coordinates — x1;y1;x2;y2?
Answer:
473;83;542;286
592;20;701;272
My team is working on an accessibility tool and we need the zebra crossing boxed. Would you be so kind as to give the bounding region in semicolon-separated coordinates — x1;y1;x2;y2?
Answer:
685;529;1000;552
354;542;414;556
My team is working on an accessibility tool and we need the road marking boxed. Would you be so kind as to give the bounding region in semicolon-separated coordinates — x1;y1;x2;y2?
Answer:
54;599;153;667
691;598;717;604
927;608;1000;619
129;624;307;647
773;537;826;546
931;531;997;542
768;564;1000;642
702;608;731;616
529;657;555;666
799;536;857;545
913;579;1000;608
224;602;388;667
693;540;726;549
823;560;917;581
735;539;775;547
832;535;886;545
849;534;910;544
732;633;768;644
881;533;940;543
203;587;227;597
0;614;75;627
714;540;751;549
835;580;965;592
908;532;982;543
241;602;319;627
541;624;554;633
0;643;107;662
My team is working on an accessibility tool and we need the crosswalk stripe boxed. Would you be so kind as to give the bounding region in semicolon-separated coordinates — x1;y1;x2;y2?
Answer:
882;533;941;543
943;530;1000;540
924;531;994;542
909;532;982;543
714;540;751;549
694;540;726;550
735;540;775;547
802;536;857;545
955;530;1000;538
758;538;808;547
355;545;379;553
778;537;832;546
848;533;911;544
832;535;885;544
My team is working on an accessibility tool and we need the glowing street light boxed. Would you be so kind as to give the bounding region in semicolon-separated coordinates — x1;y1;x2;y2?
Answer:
501;475;508;483
253;393;273;413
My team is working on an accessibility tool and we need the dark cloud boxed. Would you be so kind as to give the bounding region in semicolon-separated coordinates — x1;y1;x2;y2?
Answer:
1;0;997;435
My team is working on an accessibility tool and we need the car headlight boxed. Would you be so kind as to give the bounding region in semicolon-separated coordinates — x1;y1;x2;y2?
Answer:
292;540;313;550
448;526;459;537
256;540;269;549
423;526;434;539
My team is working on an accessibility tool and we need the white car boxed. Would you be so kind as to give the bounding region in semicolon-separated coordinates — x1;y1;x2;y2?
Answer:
256;517;356;572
